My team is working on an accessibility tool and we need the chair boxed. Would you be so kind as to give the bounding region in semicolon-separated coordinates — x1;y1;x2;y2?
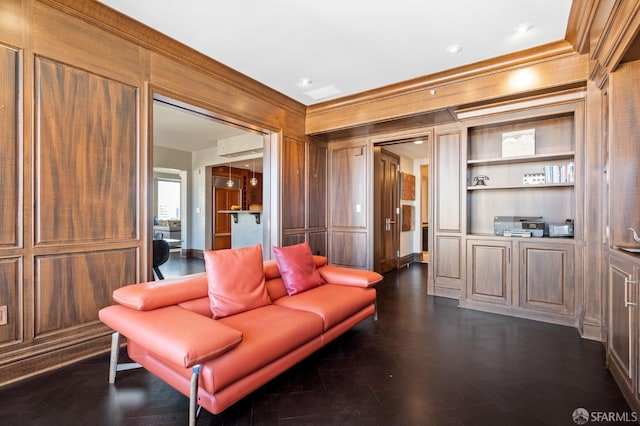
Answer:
152;239;171;280
153;232;164;240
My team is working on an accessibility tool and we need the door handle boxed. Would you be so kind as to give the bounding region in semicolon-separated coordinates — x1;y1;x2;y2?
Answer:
625;276;638;307
385;218;396;231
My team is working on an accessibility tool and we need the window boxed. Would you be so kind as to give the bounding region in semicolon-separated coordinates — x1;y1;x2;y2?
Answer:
157;179;180;220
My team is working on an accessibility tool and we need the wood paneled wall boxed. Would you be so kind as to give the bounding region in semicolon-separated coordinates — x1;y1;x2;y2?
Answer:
0;0;306;386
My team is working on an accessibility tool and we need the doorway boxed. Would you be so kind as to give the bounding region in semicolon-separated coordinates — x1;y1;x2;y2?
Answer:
373;132;431;274
150;91;280;278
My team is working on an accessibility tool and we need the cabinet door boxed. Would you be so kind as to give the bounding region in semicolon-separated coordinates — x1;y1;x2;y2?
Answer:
518;242;574;315
282;137;306;230
308;142;327;229
467;240;511;305
608;256;636;394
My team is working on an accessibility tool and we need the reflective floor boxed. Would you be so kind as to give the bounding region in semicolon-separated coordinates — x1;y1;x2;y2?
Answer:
0;263;631;425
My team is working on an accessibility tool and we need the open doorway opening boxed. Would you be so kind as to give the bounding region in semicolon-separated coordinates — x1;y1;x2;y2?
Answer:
150;93;279;278
373;131;431;273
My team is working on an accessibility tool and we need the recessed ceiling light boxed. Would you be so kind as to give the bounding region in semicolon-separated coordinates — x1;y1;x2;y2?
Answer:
298;78;313;86
513;23;533;34
446;44;462;54
304;84;342;101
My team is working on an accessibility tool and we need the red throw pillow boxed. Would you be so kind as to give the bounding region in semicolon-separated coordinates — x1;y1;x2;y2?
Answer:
272;242;325;296
204;244;271;319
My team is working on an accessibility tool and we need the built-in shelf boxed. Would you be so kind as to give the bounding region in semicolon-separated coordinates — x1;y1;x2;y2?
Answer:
467;183;574;191
467;151;575;166
218;210;262;224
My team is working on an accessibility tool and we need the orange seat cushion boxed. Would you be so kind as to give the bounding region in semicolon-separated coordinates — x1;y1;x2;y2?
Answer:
200;304;324;393
274;284;376;331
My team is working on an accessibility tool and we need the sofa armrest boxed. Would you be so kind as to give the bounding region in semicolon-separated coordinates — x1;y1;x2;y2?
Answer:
99;305;242;368
112;273;208;311
318;265;383;288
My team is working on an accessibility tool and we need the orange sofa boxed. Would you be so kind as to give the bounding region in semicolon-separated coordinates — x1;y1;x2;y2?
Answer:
99;255;382;424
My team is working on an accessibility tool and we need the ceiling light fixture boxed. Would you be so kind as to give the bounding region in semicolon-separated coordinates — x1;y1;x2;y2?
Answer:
226;164;234;187
513;23;533;34
446;44;462;54
299;78;313;86
250;159;258;186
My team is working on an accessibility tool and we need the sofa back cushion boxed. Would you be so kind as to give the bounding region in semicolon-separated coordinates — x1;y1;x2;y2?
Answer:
205;244;271;319
272;242;325;296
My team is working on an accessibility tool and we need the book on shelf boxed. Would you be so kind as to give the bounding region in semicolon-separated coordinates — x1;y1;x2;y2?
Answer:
543;161;575;184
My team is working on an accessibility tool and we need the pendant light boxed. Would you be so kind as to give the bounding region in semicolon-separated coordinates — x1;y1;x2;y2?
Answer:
226;164;234;187
250;159;258;186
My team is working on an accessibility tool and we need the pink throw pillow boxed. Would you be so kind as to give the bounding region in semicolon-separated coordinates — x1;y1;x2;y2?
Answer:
204;244;271;319
272;242;325;296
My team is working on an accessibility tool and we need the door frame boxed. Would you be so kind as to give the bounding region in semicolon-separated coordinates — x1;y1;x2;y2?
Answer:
371;129;433;275
147;85;281;280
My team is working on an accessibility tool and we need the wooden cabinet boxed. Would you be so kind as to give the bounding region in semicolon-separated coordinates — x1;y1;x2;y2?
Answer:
607;251;640;413
458;97;583;328
466;239;512;306
464;237;575;323
518;241;575;316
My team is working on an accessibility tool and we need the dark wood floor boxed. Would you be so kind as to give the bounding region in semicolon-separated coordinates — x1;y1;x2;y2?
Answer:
0;257;632;425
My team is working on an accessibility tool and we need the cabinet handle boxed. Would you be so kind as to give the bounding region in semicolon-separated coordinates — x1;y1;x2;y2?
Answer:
624;277;638;307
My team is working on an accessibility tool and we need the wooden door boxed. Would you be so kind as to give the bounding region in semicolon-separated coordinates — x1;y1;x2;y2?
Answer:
375;149;400;273
213;187;241;250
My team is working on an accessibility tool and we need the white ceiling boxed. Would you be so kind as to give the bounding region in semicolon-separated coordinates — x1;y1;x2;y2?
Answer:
103;0;574;159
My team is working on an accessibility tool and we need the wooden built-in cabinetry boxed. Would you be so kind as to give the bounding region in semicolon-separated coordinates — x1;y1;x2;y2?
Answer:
432;125;464;297
456;98;584;327
281;137;328;256
607;250;640;413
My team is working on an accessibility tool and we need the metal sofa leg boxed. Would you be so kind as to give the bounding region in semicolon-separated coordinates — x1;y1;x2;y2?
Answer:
108;331;142;383
108;332;121;383
374;300;379;321
189;365;201;426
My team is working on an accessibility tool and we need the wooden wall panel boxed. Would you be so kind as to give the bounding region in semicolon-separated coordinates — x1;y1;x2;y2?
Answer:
35;249;136;336
149;53;305;139
35;57;138;244
331;232;367;268
0;46;18;247
282;137;305;230
308;142;327;229
435;236;461;280
0;258;20;346
308;231;327;257
610;60;640;247
282;233;305;247
330;146;367;228
0;0;24;47
33;2;143;85
435;131;461;232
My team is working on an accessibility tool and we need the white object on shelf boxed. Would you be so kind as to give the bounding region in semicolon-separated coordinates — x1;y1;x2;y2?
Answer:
502;128;535;158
